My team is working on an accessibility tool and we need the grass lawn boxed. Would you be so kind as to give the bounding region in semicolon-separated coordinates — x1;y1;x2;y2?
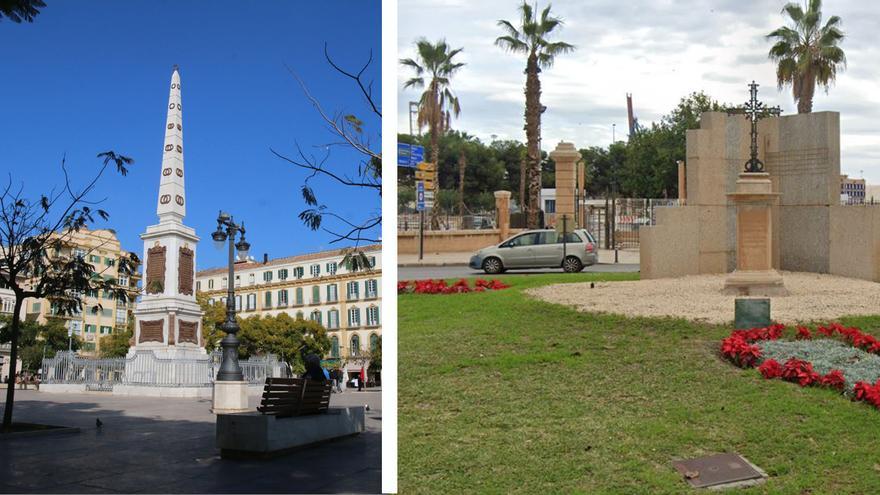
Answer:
399;272;880;494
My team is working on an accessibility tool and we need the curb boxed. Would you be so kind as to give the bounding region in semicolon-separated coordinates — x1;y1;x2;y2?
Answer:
398;262;469;267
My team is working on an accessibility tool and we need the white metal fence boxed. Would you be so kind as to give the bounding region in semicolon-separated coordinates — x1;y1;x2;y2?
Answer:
41;350;286;389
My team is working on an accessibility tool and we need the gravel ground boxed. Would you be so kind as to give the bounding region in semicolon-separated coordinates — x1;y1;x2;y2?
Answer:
527;271;880;324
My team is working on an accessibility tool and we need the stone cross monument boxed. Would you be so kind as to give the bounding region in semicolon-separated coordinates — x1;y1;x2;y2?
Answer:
723;82;786;296
130;66;206;359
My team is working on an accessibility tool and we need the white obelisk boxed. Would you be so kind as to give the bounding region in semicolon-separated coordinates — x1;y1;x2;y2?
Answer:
129;65;206;362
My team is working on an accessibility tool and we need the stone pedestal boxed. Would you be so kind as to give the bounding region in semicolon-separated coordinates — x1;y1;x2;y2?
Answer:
494;191;511;241
724;173;787;296
550;142;581;225
213;380;250;414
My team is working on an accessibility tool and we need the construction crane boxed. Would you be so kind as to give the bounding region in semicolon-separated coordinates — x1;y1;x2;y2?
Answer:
626;93;639;139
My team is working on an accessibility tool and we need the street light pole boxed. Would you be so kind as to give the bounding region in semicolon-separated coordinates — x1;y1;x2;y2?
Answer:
212;211;250;382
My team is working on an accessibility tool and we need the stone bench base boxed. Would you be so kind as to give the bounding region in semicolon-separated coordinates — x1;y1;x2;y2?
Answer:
216;406;365;458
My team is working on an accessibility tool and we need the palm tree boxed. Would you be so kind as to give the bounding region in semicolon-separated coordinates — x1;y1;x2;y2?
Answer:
496;2;574;228
767;0;846;114
400;39;465;227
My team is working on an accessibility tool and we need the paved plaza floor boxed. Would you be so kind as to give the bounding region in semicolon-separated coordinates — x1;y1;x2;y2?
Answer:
0;388;381;493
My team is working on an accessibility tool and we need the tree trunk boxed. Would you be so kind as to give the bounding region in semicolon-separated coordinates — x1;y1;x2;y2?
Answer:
428;81;442;229
458;149;466;216
2;295;24;431
524;52;542;229
519;155;526;221
797;74;815;113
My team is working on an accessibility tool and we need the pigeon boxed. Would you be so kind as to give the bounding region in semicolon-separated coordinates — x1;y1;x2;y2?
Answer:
365;404;370;411
590;282;595;289
96;418;103;428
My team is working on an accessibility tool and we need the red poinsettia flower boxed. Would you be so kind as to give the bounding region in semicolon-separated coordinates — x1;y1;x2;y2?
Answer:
816;325;834;337
398;281;410;294
796;326;812;340
820;370;846;390
758;359;783;379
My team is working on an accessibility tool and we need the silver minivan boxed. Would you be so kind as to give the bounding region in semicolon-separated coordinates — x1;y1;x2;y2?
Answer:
469;229;599;274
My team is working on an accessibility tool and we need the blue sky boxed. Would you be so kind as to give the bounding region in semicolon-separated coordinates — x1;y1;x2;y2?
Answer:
0;0;381;270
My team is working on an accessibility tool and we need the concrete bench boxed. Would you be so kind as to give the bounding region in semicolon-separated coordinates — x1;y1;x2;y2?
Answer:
216;406;365;458
216;377;365;458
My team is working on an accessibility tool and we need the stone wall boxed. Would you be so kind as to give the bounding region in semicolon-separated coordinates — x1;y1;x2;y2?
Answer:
397;229;523;255
642;111;880;282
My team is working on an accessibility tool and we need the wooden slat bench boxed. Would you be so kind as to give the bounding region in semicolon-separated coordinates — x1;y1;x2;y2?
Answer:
256;377;331;417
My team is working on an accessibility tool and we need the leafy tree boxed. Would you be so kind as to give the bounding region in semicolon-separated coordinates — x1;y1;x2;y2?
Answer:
496;1;574;228
767;0;846;113
238;313;330;373
367;337;381;375
99;326;131;358
197;293;228;352
0;0;45;23
400;38;466;227
0;317;81;373
0;151;136;431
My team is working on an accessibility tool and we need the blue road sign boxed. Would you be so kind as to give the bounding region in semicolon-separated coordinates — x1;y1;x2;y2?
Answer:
416;181;425;211
397;143;426;168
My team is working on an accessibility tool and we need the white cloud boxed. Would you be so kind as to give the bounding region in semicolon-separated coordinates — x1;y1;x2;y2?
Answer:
398;0;879;182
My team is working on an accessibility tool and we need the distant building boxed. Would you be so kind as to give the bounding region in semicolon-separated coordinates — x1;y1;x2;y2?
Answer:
841;174;866;204
0;278;24;381
196;244;382;382
24;228;141;356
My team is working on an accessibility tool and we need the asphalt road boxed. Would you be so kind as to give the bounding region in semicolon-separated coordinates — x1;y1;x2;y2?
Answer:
398;263;640;280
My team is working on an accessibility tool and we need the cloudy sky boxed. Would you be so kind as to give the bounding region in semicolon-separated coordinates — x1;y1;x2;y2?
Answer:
397;0;880;182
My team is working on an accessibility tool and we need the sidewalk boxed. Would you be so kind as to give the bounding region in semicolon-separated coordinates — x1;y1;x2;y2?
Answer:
398;248;640;267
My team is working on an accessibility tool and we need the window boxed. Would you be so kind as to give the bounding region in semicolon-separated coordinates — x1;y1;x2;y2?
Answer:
1;299;13;313
295;287;304;305
31;302;41;313
103;290;114;300
246;293;256;311
100;326;112;335
105;257;116;267
89;254;101;263
370;333;380;352
326;284;338;302
544;199;556;214
348;307;361;327
196;281;201;291
296;310;304;320
85;324;96;333
221;277;228;289
350;334;361;356
294;267;304;279
367;306;380;327
328;309;339;329
369;256;376;268
264;291;272;308
278;268;288;280
86;289;99;298
116;309;126;324
208;279;214;289
326;262;337;275
263;271;273;282
310;264;320;277
331;337;339;358
508;233;540;247
278;289;288;306
365;279;378;299
235;275;240;288
235;295;242;311
73;248;86;259
101;308;112;317
312;285;320;304
347;281;360;300
249;273;255;286
310;310;322;325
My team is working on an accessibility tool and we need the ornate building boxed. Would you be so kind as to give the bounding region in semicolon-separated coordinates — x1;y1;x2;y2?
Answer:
195;244;382;381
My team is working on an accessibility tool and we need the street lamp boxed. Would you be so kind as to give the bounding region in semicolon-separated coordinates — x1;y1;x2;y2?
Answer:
211;211;250;382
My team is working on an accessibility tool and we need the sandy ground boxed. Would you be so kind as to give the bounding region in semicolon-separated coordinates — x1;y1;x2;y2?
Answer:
527;272;880;324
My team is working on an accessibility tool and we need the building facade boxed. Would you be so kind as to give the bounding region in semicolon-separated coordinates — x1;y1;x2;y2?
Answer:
25;228;141;355
841;174;866;204
195;245;382;382
0;283;21;381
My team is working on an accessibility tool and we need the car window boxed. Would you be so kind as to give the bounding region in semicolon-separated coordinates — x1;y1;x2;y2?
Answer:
509;233;539;247
538;231;558;244
561;232;582;243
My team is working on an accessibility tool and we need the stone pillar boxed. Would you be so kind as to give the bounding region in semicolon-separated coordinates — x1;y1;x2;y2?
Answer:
724;173;786;296
494;191;511;241
677;160;686;204
551;142;580;226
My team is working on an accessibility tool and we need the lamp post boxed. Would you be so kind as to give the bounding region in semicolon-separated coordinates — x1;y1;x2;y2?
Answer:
211;211;250;382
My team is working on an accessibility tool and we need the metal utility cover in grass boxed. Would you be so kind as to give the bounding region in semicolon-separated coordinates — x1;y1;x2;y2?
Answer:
673;453;765;489
734;298;770;330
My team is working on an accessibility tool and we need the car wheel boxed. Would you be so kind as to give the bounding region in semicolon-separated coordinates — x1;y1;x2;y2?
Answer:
563;256;584;273
482;257;503;274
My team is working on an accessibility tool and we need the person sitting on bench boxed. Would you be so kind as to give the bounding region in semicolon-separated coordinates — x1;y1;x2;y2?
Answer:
301;354;326;382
